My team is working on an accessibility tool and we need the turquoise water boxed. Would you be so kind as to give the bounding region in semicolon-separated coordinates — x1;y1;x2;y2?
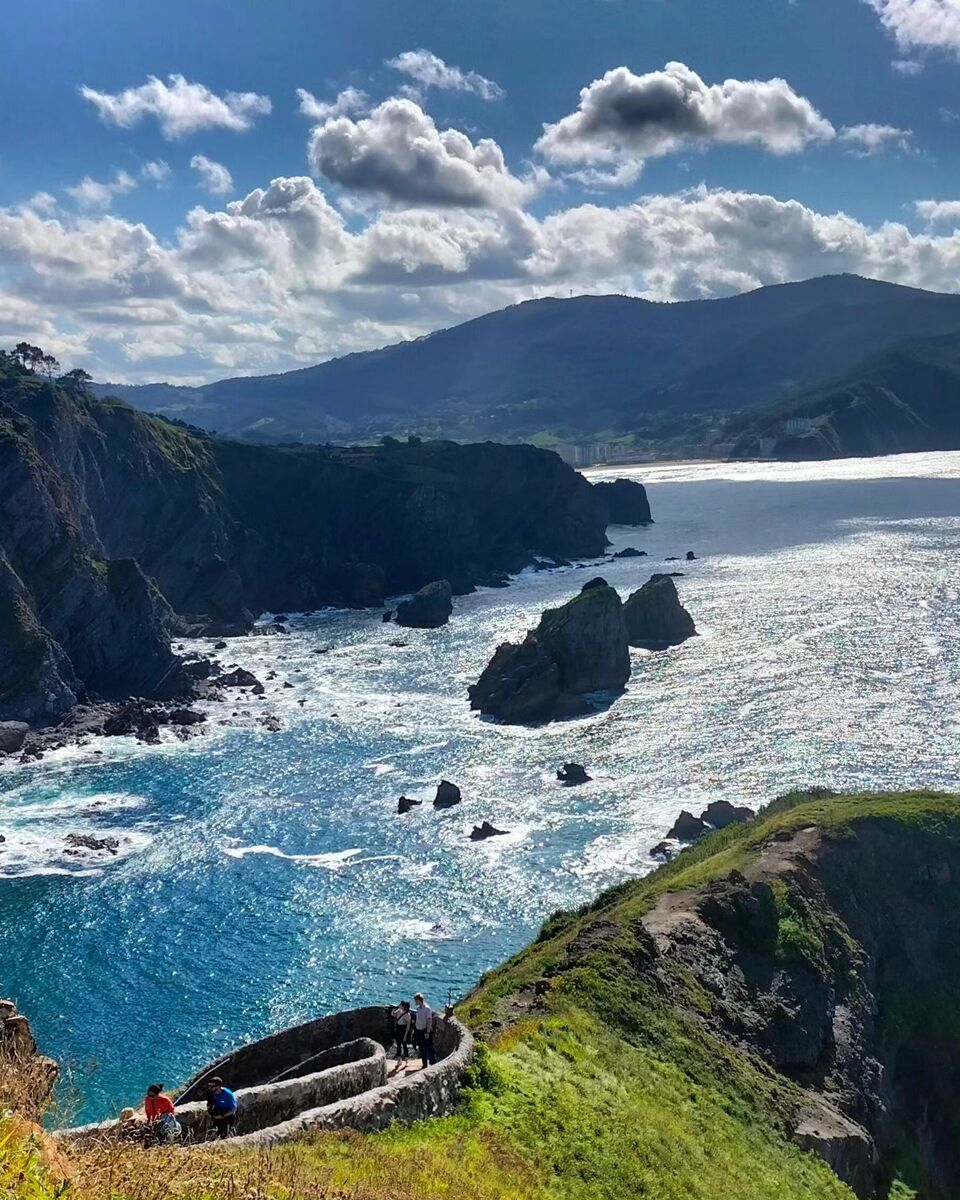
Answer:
3;454;960;1124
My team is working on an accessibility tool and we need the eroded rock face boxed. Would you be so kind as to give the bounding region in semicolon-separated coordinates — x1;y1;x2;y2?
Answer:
624;574;697;649
395;580;453;629
0;363;607;723
0;1000;58;1119
469;580;630;724
593;479;653;526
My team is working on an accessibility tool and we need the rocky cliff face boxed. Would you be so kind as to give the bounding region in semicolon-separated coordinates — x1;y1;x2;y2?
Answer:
593;478;653;525
468;577;630;723
645;816;960;1198
0;364;608;723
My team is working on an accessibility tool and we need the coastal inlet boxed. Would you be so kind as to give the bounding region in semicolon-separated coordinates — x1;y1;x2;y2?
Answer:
3;453;960;1122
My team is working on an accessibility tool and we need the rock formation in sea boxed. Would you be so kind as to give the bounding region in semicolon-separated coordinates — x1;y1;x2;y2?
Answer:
557;762;591;785
394;580;454;628
434;780;462;808
469;578;630;724
623;574;698;649
593;479;653;525
470;821;509;841
0;357;608;723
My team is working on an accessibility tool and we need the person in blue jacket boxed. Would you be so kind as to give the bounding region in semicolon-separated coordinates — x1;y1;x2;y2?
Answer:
206;1076;238;1138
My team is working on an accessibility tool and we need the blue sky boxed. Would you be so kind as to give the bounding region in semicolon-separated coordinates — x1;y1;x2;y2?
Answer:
3;0;960;382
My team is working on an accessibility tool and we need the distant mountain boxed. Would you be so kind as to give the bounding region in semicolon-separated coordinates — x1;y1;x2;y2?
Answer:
96;275;960;443
730;333;960;460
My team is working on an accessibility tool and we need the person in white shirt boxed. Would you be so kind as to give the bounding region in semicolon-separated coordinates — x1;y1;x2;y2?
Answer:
413;992;437;1067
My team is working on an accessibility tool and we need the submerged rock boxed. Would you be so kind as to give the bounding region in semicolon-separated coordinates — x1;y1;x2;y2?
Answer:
624;575;697;650
398;795;422;814
395;580;454;629
469;579;630;725
686;550;697;561
470;821;509;842
649;840;676;862
613;547;648;559
64;833;120;856
557;762;591;786
434;780;462;809
593;479;653;526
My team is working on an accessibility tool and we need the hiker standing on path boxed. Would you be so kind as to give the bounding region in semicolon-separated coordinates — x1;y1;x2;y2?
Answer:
413;993;437;1068
206;1077;239;1138
392;999;413;1060
143;1084;181;1144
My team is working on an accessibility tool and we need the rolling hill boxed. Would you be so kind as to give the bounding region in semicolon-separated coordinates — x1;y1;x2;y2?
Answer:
730;332;960;460
96;275;960;444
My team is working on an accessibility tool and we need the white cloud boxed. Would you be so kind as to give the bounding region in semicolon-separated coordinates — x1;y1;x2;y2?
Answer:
865;0;960;53
190;155;234;195
65;170;137;209
838;122;913;154
536;62;835;168
296;86;370;121
141;160;172;185
306;97;538;208
80;74;272;139
9;177;960;386
386;49;503;100
915;198;960;224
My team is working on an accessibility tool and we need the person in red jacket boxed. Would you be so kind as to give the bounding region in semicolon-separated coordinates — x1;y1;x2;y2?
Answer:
143;1083;181;1144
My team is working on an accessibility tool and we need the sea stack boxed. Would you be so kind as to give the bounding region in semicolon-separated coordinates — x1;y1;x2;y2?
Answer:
593;479;653;526
469;578;630;724
394;580;454;628
624;575;697;650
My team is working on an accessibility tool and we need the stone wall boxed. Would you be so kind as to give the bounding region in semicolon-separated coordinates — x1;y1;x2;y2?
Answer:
223;1014;475;1148
58;1038;386;1148
57;1007;475;1149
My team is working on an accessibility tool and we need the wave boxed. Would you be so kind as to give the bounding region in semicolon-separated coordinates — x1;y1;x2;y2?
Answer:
220;843;402;871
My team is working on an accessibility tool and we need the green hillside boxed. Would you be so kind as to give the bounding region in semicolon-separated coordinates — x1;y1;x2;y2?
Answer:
731;333;960;460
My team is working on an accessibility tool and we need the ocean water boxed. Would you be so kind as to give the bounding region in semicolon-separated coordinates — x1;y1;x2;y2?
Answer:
3;452;960;1124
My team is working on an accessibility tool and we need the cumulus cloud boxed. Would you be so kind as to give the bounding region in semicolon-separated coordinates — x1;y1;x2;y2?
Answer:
296;86;370;120
386;49;503;100
536;62;835;168
865;0;960;53
306;97;537;207
838;123;913;154
65;170;137;209
10;176;960;386
190;155;234;195
915;198;960;224
80;74;272;138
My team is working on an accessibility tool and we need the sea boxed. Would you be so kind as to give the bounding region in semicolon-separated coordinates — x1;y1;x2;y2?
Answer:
2;452;960;1124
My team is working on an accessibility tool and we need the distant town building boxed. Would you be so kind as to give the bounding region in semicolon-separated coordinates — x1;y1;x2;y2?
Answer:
784;417;815;435
554;442;615;467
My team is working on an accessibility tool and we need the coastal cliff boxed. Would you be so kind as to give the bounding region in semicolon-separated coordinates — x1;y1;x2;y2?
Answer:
0;360;607;723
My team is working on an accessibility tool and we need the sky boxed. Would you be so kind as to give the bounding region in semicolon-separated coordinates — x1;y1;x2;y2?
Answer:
4;0;960;383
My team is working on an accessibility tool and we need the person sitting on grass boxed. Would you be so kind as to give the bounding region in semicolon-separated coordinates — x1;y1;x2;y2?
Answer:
143;1084;181;1144
206;1076;238;1138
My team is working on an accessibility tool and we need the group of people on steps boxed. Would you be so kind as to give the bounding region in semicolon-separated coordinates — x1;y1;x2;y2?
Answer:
390;993;441;1068
118;1077;238;1145
117;991;444;1146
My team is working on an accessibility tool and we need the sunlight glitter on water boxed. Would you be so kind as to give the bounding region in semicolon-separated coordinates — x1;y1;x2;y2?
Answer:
3;452;960;1122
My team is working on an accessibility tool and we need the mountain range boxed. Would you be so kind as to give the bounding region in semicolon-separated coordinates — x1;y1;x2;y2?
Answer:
97;274;960;445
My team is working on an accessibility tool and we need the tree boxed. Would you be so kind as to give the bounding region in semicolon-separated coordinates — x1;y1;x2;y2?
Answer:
12;343;44;373
60;367;92;394
40;354;60;379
